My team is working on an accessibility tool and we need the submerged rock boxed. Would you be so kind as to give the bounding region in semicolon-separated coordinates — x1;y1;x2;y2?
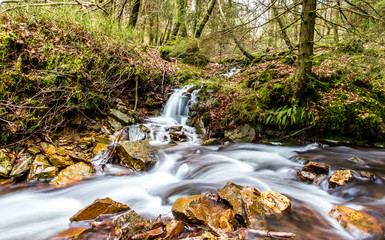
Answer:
27;154;58;181
297;170;317;182
70;197;130;222
116;140;157;171
10;152;33;178
260;190;291;215
50;162;94;186
224;124;256;143
0;150;14;177
329;170;353;188
302;161;330;174
45;144;74;168
329;205;382;239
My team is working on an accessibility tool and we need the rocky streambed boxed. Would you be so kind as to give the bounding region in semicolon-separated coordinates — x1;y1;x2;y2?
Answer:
0;87;384;240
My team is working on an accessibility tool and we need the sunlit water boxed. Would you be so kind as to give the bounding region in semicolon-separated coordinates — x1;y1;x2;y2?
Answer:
0;87;384;240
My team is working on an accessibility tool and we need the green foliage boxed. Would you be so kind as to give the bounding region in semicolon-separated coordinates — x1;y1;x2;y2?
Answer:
264;105;315;129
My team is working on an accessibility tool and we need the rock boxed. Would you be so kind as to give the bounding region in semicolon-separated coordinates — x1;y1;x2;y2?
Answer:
313;174;329;186
193;118;207;136
201;138;221;146
329;170;353;188
94;136;112;144
302;161;330;174
164;221;185;240
79;136;95;149
27;154;58;181
27;146;41;155
116;140;157;171
224;124;256;143
218;182;247;222
109;109;137;125
169;131;188;142
359;171;377;181
40;142;50;151
108;116;123;131
260;190;291;215
93;143;109;156
0;150;14;177
170;126;183;131
348;156;365;164
50;162;94;186
53;228;88;239
112;209;147;235
70;197;130;222
45;144;74;168
329;205;382;240
219;209;236;232
240;185;265;228
10;152;33;178
297;170;317;182
171;194;229;232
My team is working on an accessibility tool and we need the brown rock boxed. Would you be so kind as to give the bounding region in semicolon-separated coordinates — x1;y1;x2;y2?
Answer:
27;154;58;181
146;227;165;240
50;162;94;186
164;221;185;240
53;228;88;239
303;161;330;174
112;209;146;233
329;170;353;188
201;138;221;146
70;197;130;222
10;152;33;178
297;170;317;182
45;144;74;168
218;182;247;222
329;205;383;239
27;146;41;155
260;190;291;215
116;140;157;171
219;209;236;232
240;185;265;229
93;143;109;156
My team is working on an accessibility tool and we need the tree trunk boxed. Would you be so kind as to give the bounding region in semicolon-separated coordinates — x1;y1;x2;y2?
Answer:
293;0;317;103
194;0;217;38
128;0;141;29
272;3;294;51
172;0;187;37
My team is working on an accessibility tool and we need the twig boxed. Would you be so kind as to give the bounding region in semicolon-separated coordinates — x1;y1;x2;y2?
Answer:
277;125;314;142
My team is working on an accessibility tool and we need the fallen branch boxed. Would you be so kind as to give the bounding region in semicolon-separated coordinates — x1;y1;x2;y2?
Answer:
277;125;314;142
238;229;296;239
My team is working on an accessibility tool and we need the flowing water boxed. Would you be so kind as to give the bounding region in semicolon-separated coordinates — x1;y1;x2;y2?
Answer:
0;87;385;240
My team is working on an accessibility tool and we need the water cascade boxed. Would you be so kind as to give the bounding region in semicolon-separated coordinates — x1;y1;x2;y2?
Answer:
0;87;384;240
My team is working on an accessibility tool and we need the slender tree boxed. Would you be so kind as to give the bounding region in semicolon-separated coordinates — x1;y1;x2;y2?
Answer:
128;0;141;29
194;0;217;38
172;0;187;37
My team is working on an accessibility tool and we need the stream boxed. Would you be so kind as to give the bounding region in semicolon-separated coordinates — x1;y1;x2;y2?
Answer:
0;87;384;240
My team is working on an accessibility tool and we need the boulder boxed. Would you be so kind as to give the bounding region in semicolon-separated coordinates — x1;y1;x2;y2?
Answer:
70;197;130;222
164;221;185;240
201;138;221;146
116;140;157;171
302;161;330;174
50;162;94;186
45;144;74;168
112;209;147;235
27;154;58;181
260;190;291;215
240;186;266;229
10;152;33;178
0;150;14;177
108;117;123;131
224;124;256;143
109;109;137;125
297;170;317;182
329;205;382;239
171;194;231;233
218;182;247;222
329;170;353;188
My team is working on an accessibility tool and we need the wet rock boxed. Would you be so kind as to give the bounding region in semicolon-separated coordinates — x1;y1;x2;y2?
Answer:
329;205;382;240
164;221;185;240
116;140;157;171
112;209;147;235
10;152;33;178
240;185;265;229
329;170;353;188
171;194;229;232
79;136;95;149
70;197;130;222
313;174;329;186
302;161;330;174
171;126;183;131
218;182;247;222
109;109;137;125
224;124;256;143
67;150;91;163
135;227;164;240
45;144;74;168
260;190;291;216
108;116;123;131
27;146;41;155
348;156;365;164
50;162;94;186
93;143;109;156
53;228;88;239
219;209;236;232
201;138;221;146
297;170;317;182
27;154;58;181
0;150;14;177
170;131;188;142
359;171;377;181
